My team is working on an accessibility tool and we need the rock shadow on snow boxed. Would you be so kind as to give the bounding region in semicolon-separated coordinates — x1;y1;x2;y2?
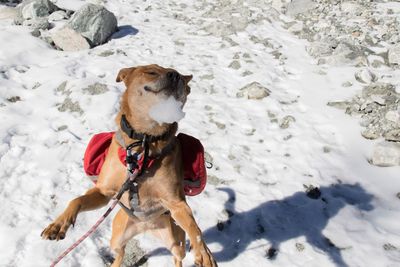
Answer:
148;183;373;267
110;25;139;39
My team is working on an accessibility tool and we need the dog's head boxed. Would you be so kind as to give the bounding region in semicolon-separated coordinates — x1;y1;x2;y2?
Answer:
116;64;192;134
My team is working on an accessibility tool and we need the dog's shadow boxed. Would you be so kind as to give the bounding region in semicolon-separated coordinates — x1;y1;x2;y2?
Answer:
150;183;374;267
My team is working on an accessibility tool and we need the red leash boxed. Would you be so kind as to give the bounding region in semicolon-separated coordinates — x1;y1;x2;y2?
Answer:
50;199;119;267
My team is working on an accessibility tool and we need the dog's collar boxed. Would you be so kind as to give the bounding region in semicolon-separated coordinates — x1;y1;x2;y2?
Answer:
120;114;175;142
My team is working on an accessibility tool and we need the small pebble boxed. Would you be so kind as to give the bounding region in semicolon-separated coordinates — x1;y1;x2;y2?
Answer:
217;221;224;231
7;96;21;103
306;186;321;199
295;243;305;252
266;247;277;259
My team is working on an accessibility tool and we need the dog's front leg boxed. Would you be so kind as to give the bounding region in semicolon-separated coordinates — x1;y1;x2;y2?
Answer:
41;187;111;241
165;200;217;267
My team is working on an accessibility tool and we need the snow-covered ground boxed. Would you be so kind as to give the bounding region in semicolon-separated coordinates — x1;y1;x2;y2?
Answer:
1;0;400;266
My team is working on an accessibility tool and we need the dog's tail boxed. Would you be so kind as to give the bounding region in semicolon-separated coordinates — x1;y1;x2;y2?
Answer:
217;187;237;215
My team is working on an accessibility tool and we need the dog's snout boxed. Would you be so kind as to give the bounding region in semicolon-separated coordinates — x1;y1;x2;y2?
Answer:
166;71;180;83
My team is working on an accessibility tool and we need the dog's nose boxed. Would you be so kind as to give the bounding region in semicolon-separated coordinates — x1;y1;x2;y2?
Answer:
166;71;180;83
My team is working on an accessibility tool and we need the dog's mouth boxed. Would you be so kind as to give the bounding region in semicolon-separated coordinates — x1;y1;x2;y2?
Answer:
143;72;185;99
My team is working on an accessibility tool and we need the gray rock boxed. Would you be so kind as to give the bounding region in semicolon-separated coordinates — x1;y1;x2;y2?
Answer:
122;239;147;267
385;111;400;123
371;141;400;167
57;125;67;131
362;83;396;99
279;115;296;129
370;95;386;106
23;17;49;30
306;42;333;58
355;69;377;84
237;82;271;100
48;10;67;21
361;128;380;140
7;96;21;103
52;27;91;51
32;82;41;89
57;97;83;114
384;129;400;142
388;44;400;65
327;101;351;110
288;21;303;33
30;28;41;37
83;82;108;95
56;81;69;94
286;0;316;17
228;60;241;70
98;50;114;57
295;243;305;252
67;4;117;46
21;0;58;20
342;81;353;87
327;42;366;66
200;74;214;81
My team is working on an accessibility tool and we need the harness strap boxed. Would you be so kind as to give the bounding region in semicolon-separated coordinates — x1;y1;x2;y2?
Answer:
115;127;176;220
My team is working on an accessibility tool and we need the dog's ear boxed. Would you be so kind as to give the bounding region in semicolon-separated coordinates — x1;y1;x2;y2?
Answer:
182;74;193;84
116;67;136;83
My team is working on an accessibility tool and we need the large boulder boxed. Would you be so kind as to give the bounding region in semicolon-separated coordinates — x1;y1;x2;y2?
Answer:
21;0;58;20
52;27;90;51
66;4;117;47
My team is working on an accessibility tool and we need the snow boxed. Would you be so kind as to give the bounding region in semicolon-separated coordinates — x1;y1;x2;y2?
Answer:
1;1;400;267
148;96;185;125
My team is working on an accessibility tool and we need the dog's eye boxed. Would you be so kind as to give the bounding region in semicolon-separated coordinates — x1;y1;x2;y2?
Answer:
145;71;158;76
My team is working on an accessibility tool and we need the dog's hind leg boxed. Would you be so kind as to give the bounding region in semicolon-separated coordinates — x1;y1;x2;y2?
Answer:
110;209;143;267
149;213;186;267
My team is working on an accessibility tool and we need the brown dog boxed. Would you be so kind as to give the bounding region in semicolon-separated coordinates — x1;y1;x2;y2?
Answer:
41;64;217;267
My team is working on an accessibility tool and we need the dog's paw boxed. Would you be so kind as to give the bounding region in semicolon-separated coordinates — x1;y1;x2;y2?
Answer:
41;215;75;241
194;243;217;267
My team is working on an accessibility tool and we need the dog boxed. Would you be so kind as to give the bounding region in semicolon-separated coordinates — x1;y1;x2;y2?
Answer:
41;64;217;267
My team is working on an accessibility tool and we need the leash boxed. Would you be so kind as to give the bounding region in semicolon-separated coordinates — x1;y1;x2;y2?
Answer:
50;139;146;267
